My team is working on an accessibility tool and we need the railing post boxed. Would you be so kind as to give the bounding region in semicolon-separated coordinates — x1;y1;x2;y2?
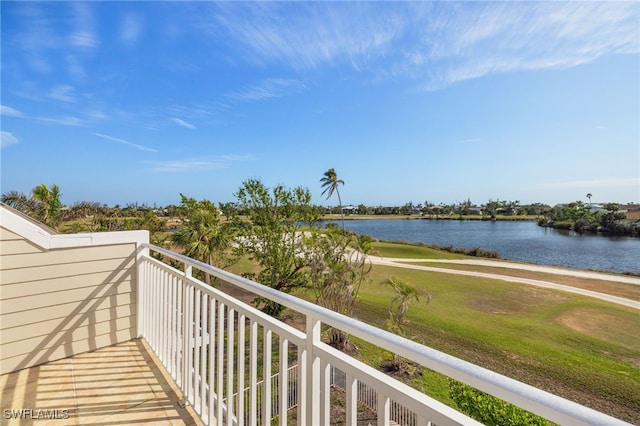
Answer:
301;315;321;426
136;243;149;338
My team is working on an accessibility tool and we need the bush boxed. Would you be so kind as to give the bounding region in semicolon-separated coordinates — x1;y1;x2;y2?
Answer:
448;380;549;426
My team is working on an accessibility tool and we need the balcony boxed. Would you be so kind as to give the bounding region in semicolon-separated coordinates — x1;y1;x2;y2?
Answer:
0;204;632;425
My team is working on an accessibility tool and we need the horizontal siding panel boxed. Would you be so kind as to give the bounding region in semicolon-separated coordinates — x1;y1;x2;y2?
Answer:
0;257;135;285
0;227;23;241
1;305;135;343
0;293;135;329
1;317;135;359
2;243;135;269
0;329;136;375
0;239;43;255
1;268;134;299
0;279;134;314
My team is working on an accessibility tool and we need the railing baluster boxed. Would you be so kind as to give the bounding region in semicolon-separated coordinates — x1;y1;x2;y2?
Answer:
208;297;216;425
200;291;208;418
346;372;357;425
320;360;331;426
249;321;258;426
278;336;288;426
263;328;272;425
216;302;225;426
378;393;390;426
237;314;246;426
226;308;235;426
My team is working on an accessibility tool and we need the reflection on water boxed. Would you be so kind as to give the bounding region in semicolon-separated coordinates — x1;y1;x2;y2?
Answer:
332;219;640;274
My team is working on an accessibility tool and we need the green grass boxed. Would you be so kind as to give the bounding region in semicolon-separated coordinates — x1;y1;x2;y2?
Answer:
371;241;468;259
349;265;640;420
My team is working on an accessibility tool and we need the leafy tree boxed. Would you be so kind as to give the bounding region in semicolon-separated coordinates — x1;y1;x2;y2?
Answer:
171;194;234;285
235;179;317;316
320;168;345;230
586;193;593;206
2;183;63;228
598;203;626;231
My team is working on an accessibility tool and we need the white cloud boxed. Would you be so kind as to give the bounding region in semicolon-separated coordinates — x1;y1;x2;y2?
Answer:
418;2;640;89
94;133;158;153
171;118;196;129
146;155;252;172
227;78;307;102
121;14;142;46
49;85;76;103
1;131;18;148
69;2;98;49
0;105;24;117
36;116;84;126
209;2;638;89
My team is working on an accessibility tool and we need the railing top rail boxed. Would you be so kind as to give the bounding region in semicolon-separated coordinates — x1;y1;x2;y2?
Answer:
142;243;631;426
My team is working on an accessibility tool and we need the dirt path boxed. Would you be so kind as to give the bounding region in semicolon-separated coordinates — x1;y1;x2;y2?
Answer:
369;256;640;310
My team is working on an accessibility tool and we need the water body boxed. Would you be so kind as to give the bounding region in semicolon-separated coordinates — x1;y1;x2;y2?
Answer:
331;219;640;274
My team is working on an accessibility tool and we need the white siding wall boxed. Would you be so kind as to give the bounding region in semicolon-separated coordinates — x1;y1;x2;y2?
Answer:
0;209;148;374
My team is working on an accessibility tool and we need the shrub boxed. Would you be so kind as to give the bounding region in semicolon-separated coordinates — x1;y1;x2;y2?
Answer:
448;380;549;426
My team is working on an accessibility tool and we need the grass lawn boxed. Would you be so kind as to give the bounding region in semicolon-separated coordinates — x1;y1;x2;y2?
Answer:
348;264;640;422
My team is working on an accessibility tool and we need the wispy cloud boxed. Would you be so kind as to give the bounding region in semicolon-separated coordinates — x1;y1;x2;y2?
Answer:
209;2;638;89
36;116;84;127
211;2;399;71
69;2;98;49
0;105;24;117
120;13;142;46
1;131;18;148
227;78;307;102
49;85;76;103
416;2;640;89
171;117;196;129
146;154;252;173
95;132;158;153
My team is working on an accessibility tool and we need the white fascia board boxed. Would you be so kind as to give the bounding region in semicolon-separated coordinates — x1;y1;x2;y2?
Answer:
0;205;149;249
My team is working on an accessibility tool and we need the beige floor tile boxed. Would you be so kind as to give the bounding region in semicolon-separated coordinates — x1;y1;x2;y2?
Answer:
0;339;203;426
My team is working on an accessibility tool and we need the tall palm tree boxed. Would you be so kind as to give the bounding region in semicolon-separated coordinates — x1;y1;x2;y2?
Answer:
320;168;345;231
586;193;593;207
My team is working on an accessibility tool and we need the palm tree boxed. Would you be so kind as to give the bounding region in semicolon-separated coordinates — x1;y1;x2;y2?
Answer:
2;184;62;228
320;168;345;231
171;209;230;285
586;193;593;207
380;276;429;371
32;183;63;227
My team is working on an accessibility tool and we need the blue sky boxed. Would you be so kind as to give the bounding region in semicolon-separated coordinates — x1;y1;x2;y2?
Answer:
1;1;639;208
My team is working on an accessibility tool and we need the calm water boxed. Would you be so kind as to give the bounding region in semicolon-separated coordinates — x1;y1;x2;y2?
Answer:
332;219;640;274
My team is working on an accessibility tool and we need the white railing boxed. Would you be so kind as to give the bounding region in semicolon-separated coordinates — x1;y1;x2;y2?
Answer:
137;244;631;426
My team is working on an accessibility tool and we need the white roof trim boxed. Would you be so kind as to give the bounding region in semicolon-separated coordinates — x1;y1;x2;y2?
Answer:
0;204;149;249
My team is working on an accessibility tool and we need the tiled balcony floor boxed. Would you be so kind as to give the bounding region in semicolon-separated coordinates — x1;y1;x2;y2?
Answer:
1;339;203;425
